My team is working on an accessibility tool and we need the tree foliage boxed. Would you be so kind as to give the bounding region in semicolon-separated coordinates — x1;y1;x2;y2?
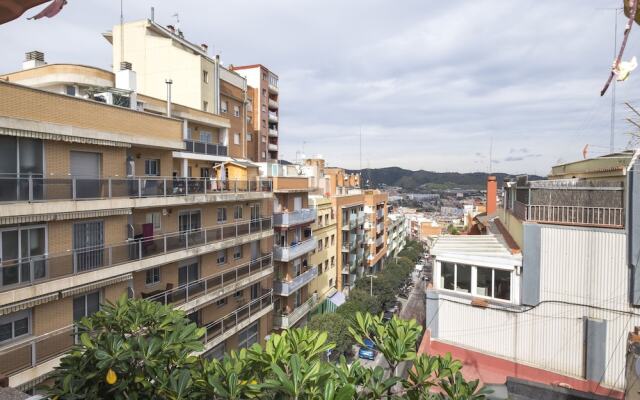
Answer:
307;312;354;358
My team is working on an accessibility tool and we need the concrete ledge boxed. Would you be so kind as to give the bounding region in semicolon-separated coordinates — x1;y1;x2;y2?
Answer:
176;267;274;313
0;192;272;218
9;356;60;389
0;230;274;306
195;305;273;355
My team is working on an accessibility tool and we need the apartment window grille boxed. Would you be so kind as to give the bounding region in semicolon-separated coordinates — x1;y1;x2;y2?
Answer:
234;105;240;117
73;221;104;272
234;205;243;220
200;131;212;143
0;310;30;344
144;159;160;176
217;207;227;223
221;101;228;113
65;85;76;96
146;267;161;285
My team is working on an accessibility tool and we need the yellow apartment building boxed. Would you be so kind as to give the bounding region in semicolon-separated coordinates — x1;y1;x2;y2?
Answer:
307;196;338;312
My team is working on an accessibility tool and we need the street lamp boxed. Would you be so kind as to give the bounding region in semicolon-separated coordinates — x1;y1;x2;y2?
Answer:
366;274;377;297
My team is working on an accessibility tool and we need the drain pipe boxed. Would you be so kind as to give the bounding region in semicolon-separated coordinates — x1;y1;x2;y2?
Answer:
165;78;173;117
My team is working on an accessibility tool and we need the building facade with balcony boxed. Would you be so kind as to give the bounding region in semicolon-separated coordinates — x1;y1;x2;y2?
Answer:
270;177;317;330
364;190;388;274
422;151;640;397
333;194;365;293
386;213;408;259
0;55;276;391
307;196;338;313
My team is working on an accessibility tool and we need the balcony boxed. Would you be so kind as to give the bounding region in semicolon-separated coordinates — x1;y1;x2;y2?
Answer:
357;213;365;225
184;139;228;157
0;217;273;302
506;180;625;229
269;129;278;137
273;266;318;296
0;175;273;204
376;222;384;234
268;98;278;110
364;221;371;230
273;208;316;227
198;291;273;354
268;84;279;94
375;235;385;247
273;293;318;330
268;112;278;123
146;255;273;311
268;143;278;151
376;208;384;220
273;238;316;262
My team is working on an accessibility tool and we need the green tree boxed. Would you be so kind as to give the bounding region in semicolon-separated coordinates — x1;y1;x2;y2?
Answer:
308;313;354;359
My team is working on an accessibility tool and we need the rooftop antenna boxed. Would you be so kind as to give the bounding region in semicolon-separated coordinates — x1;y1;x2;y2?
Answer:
119;0;124;67
172;13;180;30
489;136;493;175
598;8;624;153
359;126;362;172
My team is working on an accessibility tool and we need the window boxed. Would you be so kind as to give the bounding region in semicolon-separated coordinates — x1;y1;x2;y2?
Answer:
221;101;228;113
318;263;323;274
495;270;511;301
233;105;240;117
217;249;226;264
203;101;208;111
324;237;329;248
457;264;471;293
325;260;329;270
331;256;335;266
262;73;267;80
239;321;259;349
234;290;243;299
200;131;212;143
262;89;267;98
476;267;492;297
205;342;226;361
203;70;209;83
0;311;30;344
262;152;266;159
247;116;252;124
247;133;253;141
146;212;161;231
233;133;240;145
178;262;199;287
217;207;227;223
318;215;323;226
329;278;334;287
234;205;243;219
261;136;267;143
440;262;512;302
262;120;266;128
73;291;100;321
247;99;253;112
441;262;455;290
262;105;267;113
145;267;160;285
144;159;160;176
233;245;242;260
65;85;76;96
331;235;335;245
216;297;227;307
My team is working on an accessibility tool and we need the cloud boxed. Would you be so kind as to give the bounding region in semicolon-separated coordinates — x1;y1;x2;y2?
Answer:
0;0;634;174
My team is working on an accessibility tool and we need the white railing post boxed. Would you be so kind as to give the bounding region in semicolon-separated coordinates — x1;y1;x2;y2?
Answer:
138;179;142;198
28;176;33;201
163;178;167;197
72;177;77;200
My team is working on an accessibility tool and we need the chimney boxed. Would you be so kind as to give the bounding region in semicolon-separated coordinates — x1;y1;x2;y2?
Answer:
201;43;208;53
486;176;497;215
166;25;175;33
23;50;46;70
115;61;137;109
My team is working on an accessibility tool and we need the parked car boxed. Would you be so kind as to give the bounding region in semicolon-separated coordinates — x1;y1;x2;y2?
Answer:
363;338;376;349
358;347;377;361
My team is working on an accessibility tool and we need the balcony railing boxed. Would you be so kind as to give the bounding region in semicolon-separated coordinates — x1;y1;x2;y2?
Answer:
268;112;278;123
268;143;278;151
273;238;316;262
273;208;316;227
201;291;273;345
513;201;624;228
0;175;272;203
375;235;385;247
268;84;279;94
0;217;273;292
268;129;278;137
146;255;273;307
273;266;318;296
273;293;318;329
268;98;278;110
0;324;75;378
184;139;228;156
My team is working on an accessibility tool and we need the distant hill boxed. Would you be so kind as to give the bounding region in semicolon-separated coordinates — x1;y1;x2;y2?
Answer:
347;167;545;191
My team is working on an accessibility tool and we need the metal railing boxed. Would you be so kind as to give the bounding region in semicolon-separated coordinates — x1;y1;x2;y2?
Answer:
268;129;278;137
0;324;75;378
273;266;318;296
273;293;317;329
0;175;272;203
268;98;278;109
268;112;278;123
273;237;316;262
273;208;316;227
375;235;385;247
0;217;273;291
184;139;228;156
513;201;624;228
201;290;273;344
146;255;273;306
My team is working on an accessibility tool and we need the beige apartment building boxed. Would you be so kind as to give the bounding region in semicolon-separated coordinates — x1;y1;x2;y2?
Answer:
0;55;275;391
364;190;388;273
307;196;338;309
270;177;317;330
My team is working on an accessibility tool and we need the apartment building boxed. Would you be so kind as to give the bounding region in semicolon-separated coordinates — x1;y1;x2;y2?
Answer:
386;213;408;259
0;55;275;391
364;190;388;273
333;195;366;293
307;196;338;312
231;65;279;162
422;151;640;397
271;177;317;330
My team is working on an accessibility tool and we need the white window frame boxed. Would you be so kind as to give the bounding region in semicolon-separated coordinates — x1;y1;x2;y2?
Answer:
234;205;243;220
144;159;160;176
146;212;161;231
221;101;228;113
145;267;161;286
200;131;213;144
233;245;242;260
203;70;209;83
0;310;31;344
217;249;226;265
233;133;240;145
247;133;253;141
233;105;240;117
217;207;227;223
436;260;514;303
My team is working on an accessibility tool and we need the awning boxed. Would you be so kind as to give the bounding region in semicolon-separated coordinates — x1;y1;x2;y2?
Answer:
0;127;131;148
328;291;346;307
0;293;59;316
61;273;133;298
0;208;131;225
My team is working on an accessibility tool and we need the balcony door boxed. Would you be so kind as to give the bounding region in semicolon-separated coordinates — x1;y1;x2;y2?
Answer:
73;221;104;272
0;137;43;202
178;260;200;299
250;203;261;230
71;151;101;199
0;226;46;287
179;210;201;244
293;196;302;211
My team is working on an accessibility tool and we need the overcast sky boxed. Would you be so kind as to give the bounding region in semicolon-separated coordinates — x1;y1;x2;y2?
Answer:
1;0;639;175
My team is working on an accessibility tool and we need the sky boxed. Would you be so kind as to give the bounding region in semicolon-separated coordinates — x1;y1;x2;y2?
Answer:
1;0;639;175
